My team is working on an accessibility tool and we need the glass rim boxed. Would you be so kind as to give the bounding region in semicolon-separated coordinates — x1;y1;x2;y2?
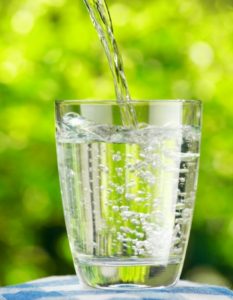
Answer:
55;99;202;105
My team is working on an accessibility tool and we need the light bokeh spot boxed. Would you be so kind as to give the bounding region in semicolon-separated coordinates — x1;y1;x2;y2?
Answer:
189;41;214;69
11;10;35;35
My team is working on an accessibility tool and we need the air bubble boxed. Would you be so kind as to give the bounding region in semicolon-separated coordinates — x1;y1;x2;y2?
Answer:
139;152;146;159
136;232;144;239
117;233;124;241
112;205;119;212
120;226;131;233
131;218;140;225
112;151;122;161
116;167;123;176
174;224;181;234
152;161;157;168
67;169;75;177
126;181;136;188
139;171;156;185
99;164;109;173
116;186;124;194
174;247;183;255
125;193;135;200
138;249;145;255
176;203;185;210
120;205;129;211
121;210;133;219
138;190;145;195
126;163;135;172
182;208;191;219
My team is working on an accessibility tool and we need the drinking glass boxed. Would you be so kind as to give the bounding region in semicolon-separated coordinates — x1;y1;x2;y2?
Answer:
55;100;202;289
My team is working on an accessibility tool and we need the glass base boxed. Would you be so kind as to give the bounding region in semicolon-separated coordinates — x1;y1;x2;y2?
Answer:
77;259;182;289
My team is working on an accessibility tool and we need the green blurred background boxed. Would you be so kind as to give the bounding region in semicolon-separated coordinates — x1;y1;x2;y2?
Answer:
0;0;232;287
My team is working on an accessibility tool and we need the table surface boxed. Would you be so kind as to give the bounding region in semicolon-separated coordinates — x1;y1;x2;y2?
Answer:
0;275;232;300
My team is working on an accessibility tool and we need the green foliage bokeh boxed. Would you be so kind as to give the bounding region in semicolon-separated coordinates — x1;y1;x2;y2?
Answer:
0;0;232;286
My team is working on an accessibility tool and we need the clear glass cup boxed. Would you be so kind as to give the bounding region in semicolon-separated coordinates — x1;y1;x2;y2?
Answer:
55;100;202;289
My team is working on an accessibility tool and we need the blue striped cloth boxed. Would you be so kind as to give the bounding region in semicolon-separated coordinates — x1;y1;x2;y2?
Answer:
0;275;232;300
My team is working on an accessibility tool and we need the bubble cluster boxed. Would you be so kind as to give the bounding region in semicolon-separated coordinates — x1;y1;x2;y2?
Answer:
58;115;200;263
